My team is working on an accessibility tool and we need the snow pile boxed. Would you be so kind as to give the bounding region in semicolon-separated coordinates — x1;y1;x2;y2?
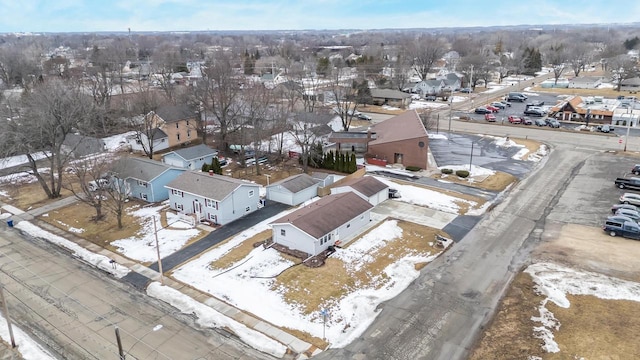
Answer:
14;221;130;278
438;164;495;177
0;311;55;359
102;131;136;152
111;204;200;262
511;148;530;160
409;101;447;110
493;136;521;148
450;96;468;103
382;105;400;111
525;262;640;354
374;176;475;214
428;133;448;140
527;145;549;162
172;218;446;348
365;164;419;178
0;152;49;169
147;282;287;358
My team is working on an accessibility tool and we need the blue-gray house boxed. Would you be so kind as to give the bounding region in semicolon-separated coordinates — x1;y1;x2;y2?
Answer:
110;157;186;202
165;172;261;225
161;144;218;170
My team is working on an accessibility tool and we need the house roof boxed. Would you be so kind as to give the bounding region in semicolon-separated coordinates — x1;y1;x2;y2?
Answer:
370;89;412;100
369;110;428;146
271;192;373;239
335;176;388;197
570;76;602;83
166;171;258;201
163;144;218;161
111;157;181;182
154;105;195;123
622;77;640;86
268;173;319;193
151;128;168;139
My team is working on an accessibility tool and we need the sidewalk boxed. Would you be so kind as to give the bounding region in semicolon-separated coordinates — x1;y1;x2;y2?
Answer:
0;201;321;359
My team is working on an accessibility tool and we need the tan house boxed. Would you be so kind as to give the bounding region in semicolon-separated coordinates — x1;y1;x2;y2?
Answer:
151;105;197;148
367;110;429;170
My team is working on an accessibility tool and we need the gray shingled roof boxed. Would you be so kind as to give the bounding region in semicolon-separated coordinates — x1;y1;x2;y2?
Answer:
271;192;373;239
268;174;319;193
166;171;258;201
164;144;218;161
337;176;388;197
371;88;412;99
111;157;181;182
155;105;195;123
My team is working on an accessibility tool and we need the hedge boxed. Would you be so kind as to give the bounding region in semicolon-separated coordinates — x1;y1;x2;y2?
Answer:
456;170;470;178
406;166;421;172
441;168;453;174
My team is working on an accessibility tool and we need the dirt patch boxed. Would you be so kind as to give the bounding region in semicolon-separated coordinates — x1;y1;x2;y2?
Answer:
531;84;633;99
511;137;544;155
1;179;77;210
433;171;517;192
360;104;404;115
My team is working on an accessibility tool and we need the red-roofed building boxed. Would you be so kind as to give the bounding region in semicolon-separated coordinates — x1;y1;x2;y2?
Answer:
367;110;429;170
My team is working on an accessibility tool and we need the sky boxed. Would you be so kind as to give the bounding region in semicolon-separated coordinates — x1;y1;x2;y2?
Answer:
0;0;638;33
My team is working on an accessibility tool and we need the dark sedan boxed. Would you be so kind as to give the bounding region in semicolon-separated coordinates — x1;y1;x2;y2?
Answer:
475;107;492;114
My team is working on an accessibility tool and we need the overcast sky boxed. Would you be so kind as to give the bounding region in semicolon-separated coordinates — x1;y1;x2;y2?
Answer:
0;0;638;33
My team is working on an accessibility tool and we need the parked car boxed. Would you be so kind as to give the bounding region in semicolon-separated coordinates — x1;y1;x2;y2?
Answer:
460;88;472;93
614;176;640;190
607;215;637;225
475;107;492;114
357;113;372;121
603;218;640;239
632;164;640;175
485;113;496;122
616;208;640;222
425;95;437;101
521;117;533;125
611;203;639;214
485;105;500;113
490;102;506;109
508;116;522;124
534;118;547;126
507;92;527;102
500;101;512;107
527;100;545;107
546;119;561;128
524;107;545;117
88;178;110;192
620;192;640;206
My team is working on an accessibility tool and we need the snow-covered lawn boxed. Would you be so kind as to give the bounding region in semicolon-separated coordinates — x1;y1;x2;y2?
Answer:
172;218;451;348
111;204;202;263
525;262;640;354
409;100;448;110
438;164;496;178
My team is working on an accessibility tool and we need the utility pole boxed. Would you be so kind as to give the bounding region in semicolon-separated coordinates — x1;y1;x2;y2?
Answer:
0;285;16;348
115;326;125;360
153;216;164;285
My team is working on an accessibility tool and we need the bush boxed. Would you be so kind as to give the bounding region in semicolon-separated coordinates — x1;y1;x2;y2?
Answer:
456;170;470;178
406;166;421;172
441;168;453;174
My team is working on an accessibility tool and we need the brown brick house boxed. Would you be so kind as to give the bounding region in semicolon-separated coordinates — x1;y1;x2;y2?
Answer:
151;105;197;148
367;110;429;170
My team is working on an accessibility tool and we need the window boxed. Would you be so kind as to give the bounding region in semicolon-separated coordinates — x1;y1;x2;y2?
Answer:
141;193;148;200
280;229;286;236
205;199;217;208
245;206;251;212
175;203;183;211
177;133;181;141
186;120;190;126
138;180;147;187
187;130;192;138
176;123;179;129
248;190;255;197
171;189;184;197
208;213;217;222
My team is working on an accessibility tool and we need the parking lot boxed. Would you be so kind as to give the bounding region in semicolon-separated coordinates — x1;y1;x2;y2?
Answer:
547;151;636;227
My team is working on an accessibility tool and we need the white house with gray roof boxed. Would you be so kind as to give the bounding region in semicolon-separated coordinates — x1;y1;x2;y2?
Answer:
330;176;389;206
161;144;218;170
165;172;261;225
270;192;373;256
266;173;320;206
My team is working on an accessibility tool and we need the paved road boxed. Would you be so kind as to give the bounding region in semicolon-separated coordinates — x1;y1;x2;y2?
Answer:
0;225;273;360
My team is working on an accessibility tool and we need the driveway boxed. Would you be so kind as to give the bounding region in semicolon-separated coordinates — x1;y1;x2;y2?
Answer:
373;200;457;229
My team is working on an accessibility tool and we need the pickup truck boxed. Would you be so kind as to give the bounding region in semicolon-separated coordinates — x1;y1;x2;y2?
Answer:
603;219;640;239
615;177;640;190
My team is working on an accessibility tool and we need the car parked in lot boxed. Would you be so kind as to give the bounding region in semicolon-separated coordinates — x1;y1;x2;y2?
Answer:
508;115;522;124
460;88;472;93
485;105;500;113
632;164;640;175
603;218;640;239
357;113;372;121
490;102;506;109
500;101;511;107
534;118;547;126
524;107;545;117
620;192;640;206
475;107;492;114
612;203;639;214
597;124;613;133
425;95;437;101
607;215;637;225
546;118;561;128
616;208;640;222
527;100;545;107
521;117;533;125
485;113;496;122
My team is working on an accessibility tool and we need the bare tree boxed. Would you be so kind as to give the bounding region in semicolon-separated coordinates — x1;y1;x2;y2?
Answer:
407;35;446;81
0;79;96;199
152;45;186;104
0;45;41;90
242;83;272;175
289;113;324;173
609;55;639;91
567;43;591;77
547;43;567;85
63;156;113;221
328;66;361;131
128;84;164;159
104;161;131;229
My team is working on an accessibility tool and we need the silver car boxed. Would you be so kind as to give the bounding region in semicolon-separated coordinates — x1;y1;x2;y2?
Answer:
620;192;640;206
615;208;640;222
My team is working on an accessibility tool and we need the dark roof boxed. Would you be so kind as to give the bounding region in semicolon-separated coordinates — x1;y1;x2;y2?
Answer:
154;105;195;123
63;134;106;157
268;174;319;193
111;157;181;182
164;144;218;161
336;176;388;197
271;192;373;238
369;110;428;145
371;89;412;100
151;128;168;139
166;171;258;201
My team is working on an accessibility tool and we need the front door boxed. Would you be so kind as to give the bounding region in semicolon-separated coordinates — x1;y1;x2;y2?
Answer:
193;200;202;214
394;152;403;164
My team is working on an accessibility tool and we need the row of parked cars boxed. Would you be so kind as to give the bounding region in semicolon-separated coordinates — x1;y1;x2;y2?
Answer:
604;165;640;239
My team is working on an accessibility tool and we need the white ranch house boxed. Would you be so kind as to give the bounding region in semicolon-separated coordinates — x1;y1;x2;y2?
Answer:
330;176;389;206
266;173;321;206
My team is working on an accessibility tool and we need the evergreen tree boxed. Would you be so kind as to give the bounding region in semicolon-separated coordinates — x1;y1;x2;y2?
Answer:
335;151;342;172
202;163;210;172
340;153;347;173
211;157;222;175
349;153;357;173
317;57;330;77
324;151;335;170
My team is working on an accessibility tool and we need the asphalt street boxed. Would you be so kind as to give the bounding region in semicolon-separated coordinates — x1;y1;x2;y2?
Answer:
0;225;272;360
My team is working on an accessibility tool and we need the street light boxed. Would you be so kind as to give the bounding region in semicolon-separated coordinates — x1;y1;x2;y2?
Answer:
448;97;453;133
